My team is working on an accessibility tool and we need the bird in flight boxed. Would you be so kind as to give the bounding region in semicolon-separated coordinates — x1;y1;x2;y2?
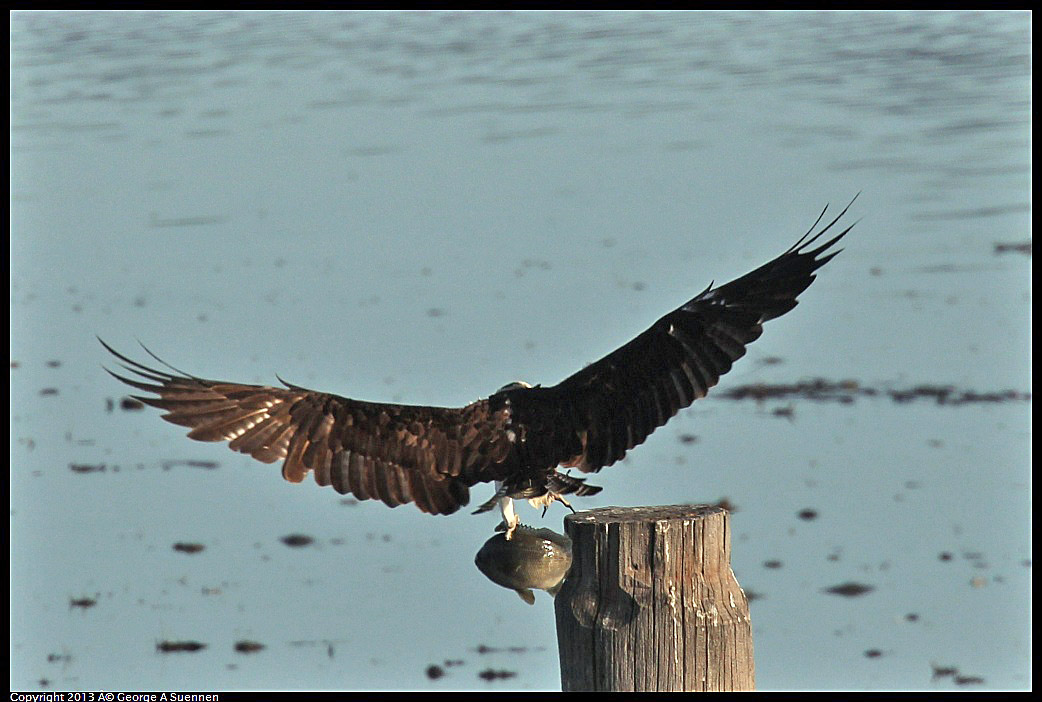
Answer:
103;199;855;539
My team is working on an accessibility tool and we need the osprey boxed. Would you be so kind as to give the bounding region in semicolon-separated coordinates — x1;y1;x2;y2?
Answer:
102;200;855;539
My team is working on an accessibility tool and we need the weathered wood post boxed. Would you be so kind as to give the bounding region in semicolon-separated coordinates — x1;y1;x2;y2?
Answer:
554;504;754;691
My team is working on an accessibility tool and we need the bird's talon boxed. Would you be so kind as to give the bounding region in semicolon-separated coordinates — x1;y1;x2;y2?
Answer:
556;493;576;514
497;516;522;541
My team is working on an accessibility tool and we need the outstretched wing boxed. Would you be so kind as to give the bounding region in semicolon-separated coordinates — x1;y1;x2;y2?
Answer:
499;198;857;474
100;340;515;515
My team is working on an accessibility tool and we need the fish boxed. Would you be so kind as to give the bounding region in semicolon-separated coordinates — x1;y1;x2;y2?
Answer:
474;524;573;605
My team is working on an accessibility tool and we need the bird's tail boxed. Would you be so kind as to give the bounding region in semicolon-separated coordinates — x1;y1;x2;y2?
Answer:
547;471;602;497
471;472;601;515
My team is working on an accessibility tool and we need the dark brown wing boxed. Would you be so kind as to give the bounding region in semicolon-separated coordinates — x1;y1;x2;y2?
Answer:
100;340;516;515
499;197;857;474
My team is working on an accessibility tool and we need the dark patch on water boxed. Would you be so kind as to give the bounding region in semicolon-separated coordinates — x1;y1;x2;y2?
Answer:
478;668;517;682
173;542;205;554
994;240;1031;255
716;378;1030;406
156;640;206;653
161;459;219;470
234;640;265;654
823;582;875;597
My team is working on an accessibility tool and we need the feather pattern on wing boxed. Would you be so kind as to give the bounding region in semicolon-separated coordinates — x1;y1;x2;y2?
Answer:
100;339;516;515
496;197;856;475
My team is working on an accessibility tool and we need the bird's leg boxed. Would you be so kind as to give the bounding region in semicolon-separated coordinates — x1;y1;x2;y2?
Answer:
555;493;577;514
499;495;520;540
529;491;578;517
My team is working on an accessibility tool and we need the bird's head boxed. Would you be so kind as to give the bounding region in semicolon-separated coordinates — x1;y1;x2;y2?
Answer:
496;381;532;393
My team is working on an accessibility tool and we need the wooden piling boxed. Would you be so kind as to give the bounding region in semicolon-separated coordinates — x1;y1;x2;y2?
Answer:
554;504;754;691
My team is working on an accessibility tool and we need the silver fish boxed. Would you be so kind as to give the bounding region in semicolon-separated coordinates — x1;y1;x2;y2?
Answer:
474;524;573;605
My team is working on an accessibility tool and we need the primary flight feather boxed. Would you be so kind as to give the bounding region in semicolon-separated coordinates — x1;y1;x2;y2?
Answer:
103;198;856;538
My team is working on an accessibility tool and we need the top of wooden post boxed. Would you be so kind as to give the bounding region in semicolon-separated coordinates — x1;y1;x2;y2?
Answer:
564;503;724;525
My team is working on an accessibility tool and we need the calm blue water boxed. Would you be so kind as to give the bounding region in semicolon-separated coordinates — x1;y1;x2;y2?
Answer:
10;10;1030;691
